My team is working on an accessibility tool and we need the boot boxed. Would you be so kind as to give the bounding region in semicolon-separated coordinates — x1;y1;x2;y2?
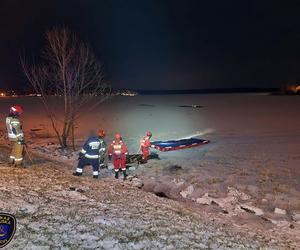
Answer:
93;175;99;179
73;172;82;177
140;158;147;164
122;170;127;180
115;171;119;179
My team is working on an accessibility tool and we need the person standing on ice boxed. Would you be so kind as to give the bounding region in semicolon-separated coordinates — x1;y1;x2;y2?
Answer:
73;129;107;179
108;133;128;180
6;105;25;166
138;131;152;163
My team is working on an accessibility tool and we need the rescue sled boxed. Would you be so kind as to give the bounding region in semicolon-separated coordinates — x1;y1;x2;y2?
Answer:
151;138;209;152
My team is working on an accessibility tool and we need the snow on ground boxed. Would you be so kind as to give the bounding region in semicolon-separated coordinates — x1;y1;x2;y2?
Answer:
1;94;300;248
0;162;295;249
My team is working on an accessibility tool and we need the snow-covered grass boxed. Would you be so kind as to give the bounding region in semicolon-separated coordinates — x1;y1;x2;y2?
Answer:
0;163;295;249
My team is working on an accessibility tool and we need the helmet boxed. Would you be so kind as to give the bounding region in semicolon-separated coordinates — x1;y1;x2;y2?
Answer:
115;133;122;140
146;131;152;137
10;105;23;115
98;129;105;137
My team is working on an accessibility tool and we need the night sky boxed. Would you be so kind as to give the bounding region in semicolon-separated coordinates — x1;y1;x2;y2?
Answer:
1;0;300;91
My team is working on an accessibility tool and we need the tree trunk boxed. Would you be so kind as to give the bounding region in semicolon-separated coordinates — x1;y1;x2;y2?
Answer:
61;127;68;148
71;122;75;151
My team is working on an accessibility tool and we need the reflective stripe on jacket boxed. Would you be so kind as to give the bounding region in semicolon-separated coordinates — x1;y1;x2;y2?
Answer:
6;116;24;141
108;140;128;157
80;136;107;159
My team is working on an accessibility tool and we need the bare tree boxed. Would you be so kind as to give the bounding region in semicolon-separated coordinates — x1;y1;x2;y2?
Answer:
22;28;110;148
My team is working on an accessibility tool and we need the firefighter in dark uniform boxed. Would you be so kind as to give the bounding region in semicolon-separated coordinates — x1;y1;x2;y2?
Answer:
73;129;107;179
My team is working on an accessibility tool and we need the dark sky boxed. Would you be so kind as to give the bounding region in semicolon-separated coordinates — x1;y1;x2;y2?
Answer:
1;0;300;90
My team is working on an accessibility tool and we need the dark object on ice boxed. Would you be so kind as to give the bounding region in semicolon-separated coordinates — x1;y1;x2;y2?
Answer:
152;138;209;152
69;187;76;191
179;105;204;108
138;104;155;107
126;152;160;164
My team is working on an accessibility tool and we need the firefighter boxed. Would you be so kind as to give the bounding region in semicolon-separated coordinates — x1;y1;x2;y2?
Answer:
108;133;128;180
73;129;107;179
6;105;25;166
138;131;152;163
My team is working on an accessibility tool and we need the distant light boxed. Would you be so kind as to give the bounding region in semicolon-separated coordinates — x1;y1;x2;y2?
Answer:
118;90;138;96
0;92;6;97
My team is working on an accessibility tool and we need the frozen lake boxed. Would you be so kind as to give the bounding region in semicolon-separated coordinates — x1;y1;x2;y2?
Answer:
1;93;299;159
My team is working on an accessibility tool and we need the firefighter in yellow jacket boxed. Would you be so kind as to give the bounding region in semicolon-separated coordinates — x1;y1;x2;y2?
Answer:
6;105;25;166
